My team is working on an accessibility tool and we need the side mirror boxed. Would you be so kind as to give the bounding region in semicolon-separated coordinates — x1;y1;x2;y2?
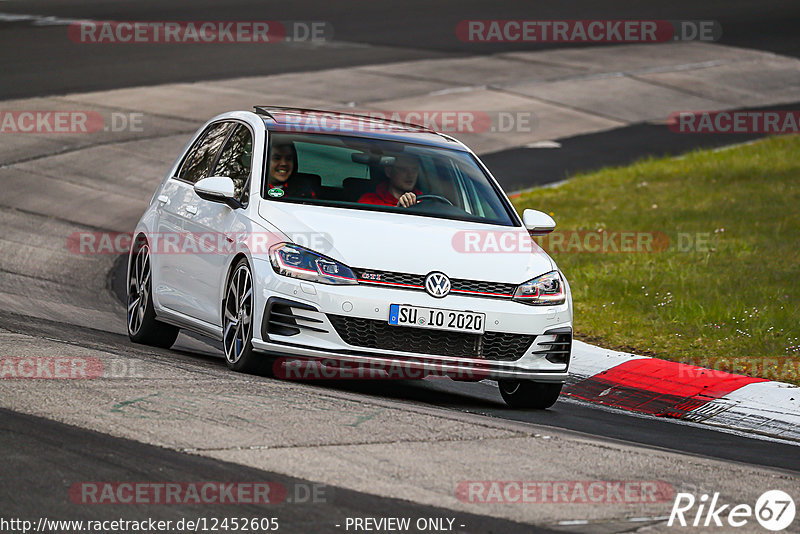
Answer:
522;209;556;235
194;176;240;208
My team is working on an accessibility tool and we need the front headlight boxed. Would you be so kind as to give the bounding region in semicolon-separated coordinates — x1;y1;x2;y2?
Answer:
513;271;565;305
269;243;358;285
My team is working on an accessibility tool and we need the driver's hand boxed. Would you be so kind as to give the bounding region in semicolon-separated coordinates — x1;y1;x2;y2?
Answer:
396;192;417;208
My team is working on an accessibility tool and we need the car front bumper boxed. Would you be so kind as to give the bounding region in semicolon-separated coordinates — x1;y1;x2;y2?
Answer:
251;258;572;382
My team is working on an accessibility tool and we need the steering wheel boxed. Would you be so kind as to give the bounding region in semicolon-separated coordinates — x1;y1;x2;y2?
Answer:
415;194;453;206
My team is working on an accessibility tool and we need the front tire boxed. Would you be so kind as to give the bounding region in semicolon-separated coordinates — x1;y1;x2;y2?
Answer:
127;243;179;349
498;380;562;409
223;259;268;374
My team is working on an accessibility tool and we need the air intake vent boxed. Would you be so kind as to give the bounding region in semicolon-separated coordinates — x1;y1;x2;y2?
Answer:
535;327;572;365
262;297;327;338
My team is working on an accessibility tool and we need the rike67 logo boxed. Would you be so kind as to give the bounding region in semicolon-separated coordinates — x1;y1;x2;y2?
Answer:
669;490;795;531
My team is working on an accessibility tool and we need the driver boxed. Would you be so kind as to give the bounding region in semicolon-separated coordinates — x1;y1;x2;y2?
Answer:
358;153;422;207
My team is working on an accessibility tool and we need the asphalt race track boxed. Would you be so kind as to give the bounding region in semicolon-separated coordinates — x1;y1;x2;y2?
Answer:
481;103;797;192
1;407;550;534
1;1;799;533
0;0;799;99
107;255;800;473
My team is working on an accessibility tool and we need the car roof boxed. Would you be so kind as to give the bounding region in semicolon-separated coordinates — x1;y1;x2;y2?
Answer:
253;106;469;151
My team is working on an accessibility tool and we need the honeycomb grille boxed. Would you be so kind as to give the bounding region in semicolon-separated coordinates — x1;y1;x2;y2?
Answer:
327;315;534;361
452;280;517;297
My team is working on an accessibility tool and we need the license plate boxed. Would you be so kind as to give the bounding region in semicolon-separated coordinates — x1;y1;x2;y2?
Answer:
388;304;485;334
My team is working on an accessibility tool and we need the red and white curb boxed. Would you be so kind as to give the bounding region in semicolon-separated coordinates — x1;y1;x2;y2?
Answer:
566;341;800;442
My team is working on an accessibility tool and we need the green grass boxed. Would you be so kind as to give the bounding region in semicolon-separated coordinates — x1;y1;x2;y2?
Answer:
511;136;800;383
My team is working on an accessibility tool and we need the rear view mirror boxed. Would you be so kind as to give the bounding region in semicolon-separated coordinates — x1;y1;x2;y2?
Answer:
194;176;240;208
522;209;556;235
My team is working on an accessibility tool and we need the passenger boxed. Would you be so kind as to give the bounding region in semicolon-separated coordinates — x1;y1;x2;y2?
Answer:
358;153;422;207
266;141;315;199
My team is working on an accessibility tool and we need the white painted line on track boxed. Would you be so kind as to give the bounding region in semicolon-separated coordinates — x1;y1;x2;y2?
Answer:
0;12;90;25
428;85;487;96
525;140;562;148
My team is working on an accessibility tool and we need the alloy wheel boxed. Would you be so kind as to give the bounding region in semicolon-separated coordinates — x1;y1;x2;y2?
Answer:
127;245;151;336
223;264;253;364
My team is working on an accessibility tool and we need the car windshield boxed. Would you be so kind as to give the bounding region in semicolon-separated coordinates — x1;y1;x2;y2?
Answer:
263;132;517;226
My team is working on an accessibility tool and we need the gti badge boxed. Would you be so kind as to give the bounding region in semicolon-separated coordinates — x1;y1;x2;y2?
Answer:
425;272;451;298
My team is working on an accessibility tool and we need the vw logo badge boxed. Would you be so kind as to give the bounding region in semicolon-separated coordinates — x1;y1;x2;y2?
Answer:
425;272;451;298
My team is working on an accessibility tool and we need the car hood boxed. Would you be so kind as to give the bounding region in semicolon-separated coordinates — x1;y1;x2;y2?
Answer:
258;200;555;284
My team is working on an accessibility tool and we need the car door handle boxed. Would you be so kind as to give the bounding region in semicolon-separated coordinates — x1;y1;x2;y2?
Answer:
185;205;198;215
157;195;169;205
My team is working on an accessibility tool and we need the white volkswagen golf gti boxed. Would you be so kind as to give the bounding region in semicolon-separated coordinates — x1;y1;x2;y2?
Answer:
127;107;573;408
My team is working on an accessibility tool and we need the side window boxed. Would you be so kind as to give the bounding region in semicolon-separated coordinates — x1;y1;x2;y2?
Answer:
213;124;252;204
178;122;232;184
